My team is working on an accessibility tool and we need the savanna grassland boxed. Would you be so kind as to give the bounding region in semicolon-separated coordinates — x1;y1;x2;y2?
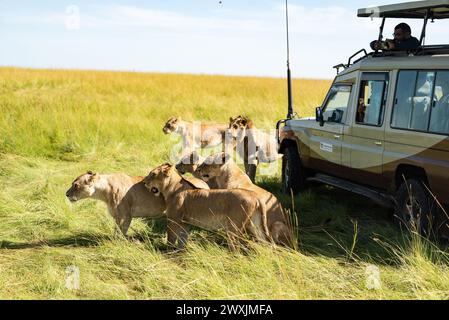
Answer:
0;67;448;299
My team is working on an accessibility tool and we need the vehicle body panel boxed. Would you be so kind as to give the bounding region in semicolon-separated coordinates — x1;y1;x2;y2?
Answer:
280;54;449;204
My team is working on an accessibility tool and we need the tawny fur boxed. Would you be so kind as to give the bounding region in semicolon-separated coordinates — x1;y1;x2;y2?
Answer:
143;163;269;250
196;153;294;248
163;117;229;154
175;151;219;189
228;115;281;181
66;172;166;235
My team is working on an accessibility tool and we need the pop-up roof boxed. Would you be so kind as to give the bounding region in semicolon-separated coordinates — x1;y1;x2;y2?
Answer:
358;0;449;19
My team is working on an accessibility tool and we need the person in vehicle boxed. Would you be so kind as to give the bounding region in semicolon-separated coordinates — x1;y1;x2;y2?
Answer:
356;98;366;123
370;23;420;51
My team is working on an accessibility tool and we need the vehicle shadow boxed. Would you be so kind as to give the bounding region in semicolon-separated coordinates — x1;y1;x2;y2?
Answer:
258;178;416;266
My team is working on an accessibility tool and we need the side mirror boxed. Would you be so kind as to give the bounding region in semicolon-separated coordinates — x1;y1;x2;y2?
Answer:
316;107;324;127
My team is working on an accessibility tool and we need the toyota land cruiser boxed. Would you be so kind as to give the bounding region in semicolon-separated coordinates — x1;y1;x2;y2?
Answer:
277;1;449;237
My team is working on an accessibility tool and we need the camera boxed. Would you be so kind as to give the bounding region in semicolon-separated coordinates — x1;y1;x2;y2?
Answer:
378;39;393;50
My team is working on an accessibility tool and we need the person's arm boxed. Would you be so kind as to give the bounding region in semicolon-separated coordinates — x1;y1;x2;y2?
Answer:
394;37;420;51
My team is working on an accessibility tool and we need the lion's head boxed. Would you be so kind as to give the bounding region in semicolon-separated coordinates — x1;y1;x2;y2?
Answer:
175;151;204;175
144;163;176;197
195;152;231;182
66;171;99;202
228;115;250;139
163;117;181;135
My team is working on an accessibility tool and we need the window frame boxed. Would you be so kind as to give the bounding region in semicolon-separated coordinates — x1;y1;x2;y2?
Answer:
321;83;353;125
390;69;449;136
428;70;449;136
355;72;389;128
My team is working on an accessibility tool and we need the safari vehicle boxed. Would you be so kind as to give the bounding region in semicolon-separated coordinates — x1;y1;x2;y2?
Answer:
277;0;449;236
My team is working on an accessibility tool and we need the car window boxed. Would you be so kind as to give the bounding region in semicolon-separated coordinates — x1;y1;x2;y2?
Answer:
322;85;351;124
356;78;388;126
392;71;435;132
429;71;449;135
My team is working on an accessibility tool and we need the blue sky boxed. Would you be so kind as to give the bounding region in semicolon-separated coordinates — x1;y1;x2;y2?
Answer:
1;0;447;79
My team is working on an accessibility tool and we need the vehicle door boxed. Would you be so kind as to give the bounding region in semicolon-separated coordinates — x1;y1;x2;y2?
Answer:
309;84;352;177
345;72;390;188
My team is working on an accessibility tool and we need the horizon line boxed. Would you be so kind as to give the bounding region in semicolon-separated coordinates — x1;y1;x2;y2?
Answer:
0;65;333;81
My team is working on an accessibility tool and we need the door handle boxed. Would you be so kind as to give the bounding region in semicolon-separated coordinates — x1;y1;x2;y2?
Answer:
334;135;341;139
374;141;382;146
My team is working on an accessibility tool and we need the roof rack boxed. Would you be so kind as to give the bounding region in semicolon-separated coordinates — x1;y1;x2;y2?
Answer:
358;0;449;19
333;49;372;74
414;44;449;55
334;44;449;74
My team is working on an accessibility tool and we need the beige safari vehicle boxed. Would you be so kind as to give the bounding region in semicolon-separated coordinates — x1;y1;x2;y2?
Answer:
277;1;449;237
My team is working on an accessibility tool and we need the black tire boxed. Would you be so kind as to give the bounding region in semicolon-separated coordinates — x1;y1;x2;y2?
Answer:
282;144;307;195
394;179;437;237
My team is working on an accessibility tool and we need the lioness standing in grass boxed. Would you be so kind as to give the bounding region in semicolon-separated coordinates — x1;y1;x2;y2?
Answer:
228;115;281;182
195;153;294;248
65;171;166;235
143;163;270;250
162;117;229;154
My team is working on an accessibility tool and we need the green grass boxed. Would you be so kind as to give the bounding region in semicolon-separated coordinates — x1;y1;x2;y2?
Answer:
0;67;448;299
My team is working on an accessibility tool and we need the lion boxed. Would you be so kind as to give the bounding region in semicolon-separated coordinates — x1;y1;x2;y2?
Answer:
228;115;281;182
175;151;219;189
143;163;269;250
195;153;294;248
162;117;229;154
65;171;166;235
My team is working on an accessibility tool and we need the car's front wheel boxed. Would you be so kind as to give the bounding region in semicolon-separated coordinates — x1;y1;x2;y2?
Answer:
394;179;437;237
282;144;307;195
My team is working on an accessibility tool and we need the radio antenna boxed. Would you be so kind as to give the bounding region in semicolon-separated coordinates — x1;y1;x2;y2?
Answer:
285;0;294;119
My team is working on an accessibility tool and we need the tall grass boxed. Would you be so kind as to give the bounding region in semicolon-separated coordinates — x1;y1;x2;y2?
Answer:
0;67;447;299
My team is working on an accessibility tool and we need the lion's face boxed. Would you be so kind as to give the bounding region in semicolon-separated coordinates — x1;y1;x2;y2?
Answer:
144;164;173;197
66;171;98;202
196;153;228;181
175;152;202;175
163;117;180;134
228;116;247;139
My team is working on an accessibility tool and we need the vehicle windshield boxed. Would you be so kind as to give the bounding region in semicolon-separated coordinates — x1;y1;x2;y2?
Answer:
322;85;352;124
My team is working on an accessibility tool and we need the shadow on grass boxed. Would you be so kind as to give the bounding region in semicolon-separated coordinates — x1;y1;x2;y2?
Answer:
0;218;169;251
0;232;109;250
258;177;411;266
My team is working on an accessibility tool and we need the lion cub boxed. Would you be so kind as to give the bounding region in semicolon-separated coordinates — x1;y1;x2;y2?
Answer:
196;153;294;248
66;171;166;235
143;164;269;250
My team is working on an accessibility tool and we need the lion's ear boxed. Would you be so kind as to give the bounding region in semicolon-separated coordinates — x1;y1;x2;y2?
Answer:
87;172;99;183
229;117;234;123
162;163;173;175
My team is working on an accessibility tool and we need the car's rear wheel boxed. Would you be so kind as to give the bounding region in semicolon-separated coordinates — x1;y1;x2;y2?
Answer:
282;144;307;195
394;179;437;237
